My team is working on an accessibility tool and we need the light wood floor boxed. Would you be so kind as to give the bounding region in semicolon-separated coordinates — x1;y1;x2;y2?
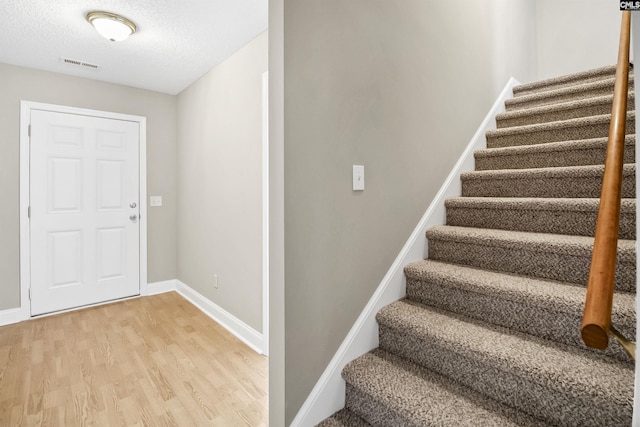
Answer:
0;292;267;426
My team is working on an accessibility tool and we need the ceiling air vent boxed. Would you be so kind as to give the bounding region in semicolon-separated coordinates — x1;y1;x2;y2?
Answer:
60;57;101;71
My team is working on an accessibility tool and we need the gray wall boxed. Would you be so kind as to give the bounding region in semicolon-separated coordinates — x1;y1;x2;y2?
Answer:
281;0;537;422
489;1;538;88
536;0;626;80
177;32;268;332
0;63;177;310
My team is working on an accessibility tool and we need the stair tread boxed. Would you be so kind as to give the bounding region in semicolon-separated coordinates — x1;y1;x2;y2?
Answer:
445;196;635;213
376;300;634;405
512;65;618;95
445;197;636;239
426;226;635;292
506;75;634;109
475;135;635;159
404;260;634;361
404;259;635;322
497;94;624;122
343;349;547;427
461;164;636;199
461;163;635;181
474;135;636;171
486;111;634;139
426;225;635;261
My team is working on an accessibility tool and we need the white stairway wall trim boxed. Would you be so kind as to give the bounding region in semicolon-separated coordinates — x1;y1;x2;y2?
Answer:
175;281;264;354
290;77;521;427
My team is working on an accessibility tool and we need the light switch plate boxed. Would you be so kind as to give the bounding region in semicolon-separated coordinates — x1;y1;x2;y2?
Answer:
353;165;365;191
150;196;163;207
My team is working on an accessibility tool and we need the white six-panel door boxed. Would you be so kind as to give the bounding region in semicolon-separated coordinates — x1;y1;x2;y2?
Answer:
29;110;140;315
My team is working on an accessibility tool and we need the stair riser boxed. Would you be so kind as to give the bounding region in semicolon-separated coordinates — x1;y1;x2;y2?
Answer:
445;206;636;239
406;278;632;362
475;142;636;170
506;83;634;112
345;384;409;427
487;115;635;149
512;67;621;97
461;173;636;198
426;239;635;292
378;324;632;427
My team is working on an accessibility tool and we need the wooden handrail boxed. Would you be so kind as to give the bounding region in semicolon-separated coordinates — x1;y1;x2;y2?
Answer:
581;11;631;351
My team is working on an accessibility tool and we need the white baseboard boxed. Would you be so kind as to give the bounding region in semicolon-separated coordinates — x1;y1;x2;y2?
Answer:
145;279;179;295
175;280;264;354
290;77;521;427
0;307;28;327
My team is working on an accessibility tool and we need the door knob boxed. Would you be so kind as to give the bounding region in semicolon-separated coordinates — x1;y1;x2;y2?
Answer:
130;214;138;221
130;202;137;208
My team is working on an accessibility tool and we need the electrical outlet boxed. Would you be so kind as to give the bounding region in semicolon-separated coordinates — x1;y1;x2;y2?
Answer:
213;274;218;289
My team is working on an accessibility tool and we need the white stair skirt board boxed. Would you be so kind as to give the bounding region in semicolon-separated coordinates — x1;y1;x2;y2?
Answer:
290;77;520;427
175;281;264;354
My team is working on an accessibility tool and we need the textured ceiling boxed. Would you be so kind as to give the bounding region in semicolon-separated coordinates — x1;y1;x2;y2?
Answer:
0;0;268;94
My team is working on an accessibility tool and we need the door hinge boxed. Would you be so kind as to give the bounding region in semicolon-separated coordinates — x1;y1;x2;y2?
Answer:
28;288;31;300
28;124;31;137
28;206;30;219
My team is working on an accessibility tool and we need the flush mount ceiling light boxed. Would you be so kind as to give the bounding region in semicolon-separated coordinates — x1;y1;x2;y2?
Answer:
86;11;137;42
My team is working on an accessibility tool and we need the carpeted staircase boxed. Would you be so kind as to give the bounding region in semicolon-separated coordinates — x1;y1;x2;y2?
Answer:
318;65;637;426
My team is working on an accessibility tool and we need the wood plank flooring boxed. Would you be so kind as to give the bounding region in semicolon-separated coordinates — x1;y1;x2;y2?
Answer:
0;292;267;426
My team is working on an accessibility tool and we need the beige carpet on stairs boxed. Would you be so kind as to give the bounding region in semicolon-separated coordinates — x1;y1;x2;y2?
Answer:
317;64;637;427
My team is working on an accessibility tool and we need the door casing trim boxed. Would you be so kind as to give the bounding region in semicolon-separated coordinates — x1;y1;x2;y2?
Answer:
19;101;148;320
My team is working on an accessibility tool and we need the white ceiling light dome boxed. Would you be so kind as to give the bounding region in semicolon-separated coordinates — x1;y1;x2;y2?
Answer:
87;11;137;42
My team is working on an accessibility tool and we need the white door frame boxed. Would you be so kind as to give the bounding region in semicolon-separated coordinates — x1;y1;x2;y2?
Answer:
262;71;270;356
19;101;148;320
